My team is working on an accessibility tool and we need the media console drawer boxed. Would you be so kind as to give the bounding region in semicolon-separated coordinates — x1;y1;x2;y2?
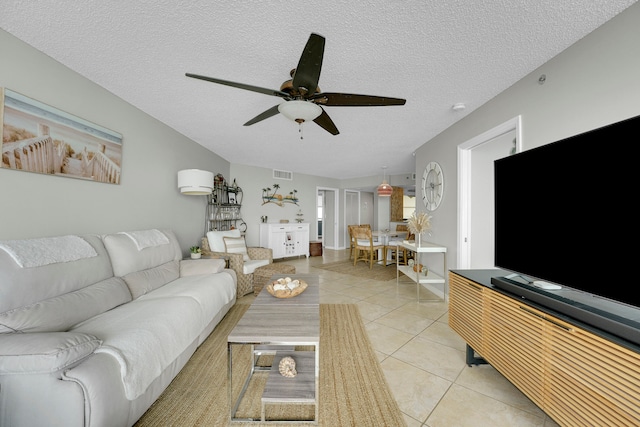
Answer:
449;271;640;427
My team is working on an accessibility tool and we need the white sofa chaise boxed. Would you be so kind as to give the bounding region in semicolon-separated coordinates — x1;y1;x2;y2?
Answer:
0;229;237;427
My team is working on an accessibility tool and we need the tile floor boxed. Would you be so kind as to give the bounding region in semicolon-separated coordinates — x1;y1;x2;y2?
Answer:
239;249;561;427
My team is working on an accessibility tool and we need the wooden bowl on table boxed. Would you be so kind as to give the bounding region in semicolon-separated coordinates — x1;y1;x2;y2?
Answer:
266;277;308;298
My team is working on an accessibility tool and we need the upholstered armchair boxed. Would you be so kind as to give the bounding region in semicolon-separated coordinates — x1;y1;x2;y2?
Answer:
201;230;272;296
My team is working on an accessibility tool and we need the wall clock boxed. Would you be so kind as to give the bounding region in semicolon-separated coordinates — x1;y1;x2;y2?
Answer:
422;161;443;211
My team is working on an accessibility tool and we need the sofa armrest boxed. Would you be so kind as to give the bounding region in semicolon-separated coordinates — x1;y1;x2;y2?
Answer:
0;332;101;375
248;247;273;263
179;258;226;277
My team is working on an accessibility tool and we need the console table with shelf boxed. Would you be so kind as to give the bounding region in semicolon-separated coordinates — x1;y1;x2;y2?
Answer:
396;240;447;302
449;269;640;426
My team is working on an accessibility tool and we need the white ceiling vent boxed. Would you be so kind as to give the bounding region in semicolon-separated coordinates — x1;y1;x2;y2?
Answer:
273;169;293;180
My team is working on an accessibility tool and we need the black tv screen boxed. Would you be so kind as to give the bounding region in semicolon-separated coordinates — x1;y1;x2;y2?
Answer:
494;114;639;308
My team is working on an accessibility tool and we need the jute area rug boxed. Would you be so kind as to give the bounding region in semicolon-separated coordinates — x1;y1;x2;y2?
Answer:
313;260;398;282
134;303;405;426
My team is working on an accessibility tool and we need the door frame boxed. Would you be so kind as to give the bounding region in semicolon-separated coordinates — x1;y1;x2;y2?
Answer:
317;186;339;250
457;116;522;268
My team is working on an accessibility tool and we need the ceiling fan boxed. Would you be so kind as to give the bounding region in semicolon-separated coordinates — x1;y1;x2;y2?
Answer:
186;33;406;136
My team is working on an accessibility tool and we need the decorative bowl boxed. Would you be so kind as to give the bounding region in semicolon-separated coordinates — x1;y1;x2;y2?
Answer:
266;278;308;298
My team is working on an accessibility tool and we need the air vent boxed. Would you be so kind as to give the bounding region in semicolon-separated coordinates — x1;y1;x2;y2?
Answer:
273;169;293;180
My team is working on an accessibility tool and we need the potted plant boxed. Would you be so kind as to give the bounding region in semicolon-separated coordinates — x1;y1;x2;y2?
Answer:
190;246;202;259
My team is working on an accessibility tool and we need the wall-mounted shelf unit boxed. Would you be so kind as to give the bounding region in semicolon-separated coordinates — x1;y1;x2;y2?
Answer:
206;178;246;233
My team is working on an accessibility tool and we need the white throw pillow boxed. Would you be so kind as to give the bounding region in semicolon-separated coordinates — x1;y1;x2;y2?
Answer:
223;236;250;261
206;229;241;253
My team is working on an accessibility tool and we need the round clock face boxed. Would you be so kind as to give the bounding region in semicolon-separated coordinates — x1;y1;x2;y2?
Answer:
422;161;443;211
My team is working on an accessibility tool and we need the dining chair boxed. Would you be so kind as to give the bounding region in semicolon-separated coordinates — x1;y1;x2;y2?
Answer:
386;225;412;265
353;226;384;269
348;224;372;260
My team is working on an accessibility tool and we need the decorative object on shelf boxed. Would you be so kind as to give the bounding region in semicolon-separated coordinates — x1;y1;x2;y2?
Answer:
266;277;308;298
178;169;214;195
190;246;202;259
407;259;415;267
377;166;393;197
412;263;424;273
226;178;243;204
262;183;299;206
295;209;304;223
261;216;268;223
422;161;444;211
407;211;432;247
421;266;429;276
278;356;297;378
280;219;289;223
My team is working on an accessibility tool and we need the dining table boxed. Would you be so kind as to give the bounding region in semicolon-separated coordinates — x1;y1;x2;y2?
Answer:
371;230;408;265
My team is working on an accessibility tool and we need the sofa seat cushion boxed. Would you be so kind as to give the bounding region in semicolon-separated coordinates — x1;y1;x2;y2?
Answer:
243;259;270;275
138;272;236;325
122;260;179;299
0;332;101;374
69;272;236;401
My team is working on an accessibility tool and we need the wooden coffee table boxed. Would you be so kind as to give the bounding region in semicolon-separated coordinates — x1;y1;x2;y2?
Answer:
228;275;319;423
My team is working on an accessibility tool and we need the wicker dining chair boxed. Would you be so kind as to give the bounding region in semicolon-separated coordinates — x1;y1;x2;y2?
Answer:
352;226;384;269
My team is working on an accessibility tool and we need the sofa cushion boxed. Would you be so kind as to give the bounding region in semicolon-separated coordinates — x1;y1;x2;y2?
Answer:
179;258;226;277
206;229;241;253
0;234;119;333
223;236;250;261
0;277;131;334
122;260;179;300
0;332;101;374
102;229;181;278
71;295;206;400
243;259;270;274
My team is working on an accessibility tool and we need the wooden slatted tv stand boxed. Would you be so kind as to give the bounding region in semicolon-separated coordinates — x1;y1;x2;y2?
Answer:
449;270;640;427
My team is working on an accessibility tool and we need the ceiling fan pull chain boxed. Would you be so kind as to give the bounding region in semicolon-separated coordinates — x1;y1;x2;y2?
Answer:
299;122;304;140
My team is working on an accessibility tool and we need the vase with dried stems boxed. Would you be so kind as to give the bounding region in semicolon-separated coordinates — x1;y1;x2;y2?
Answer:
407;212;432;247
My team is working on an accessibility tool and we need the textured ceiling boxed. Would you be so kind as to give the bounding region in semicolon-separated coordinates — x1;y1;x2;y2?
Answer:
1;1;636;181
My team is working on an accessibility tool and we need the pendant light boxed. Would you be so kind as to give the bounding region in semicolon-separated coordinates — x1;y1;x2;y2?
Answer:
377;166;393;197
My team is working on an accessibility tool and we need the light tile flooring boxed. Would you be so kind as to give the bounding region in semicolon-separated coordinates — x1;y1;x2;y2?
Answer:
239;249;561;427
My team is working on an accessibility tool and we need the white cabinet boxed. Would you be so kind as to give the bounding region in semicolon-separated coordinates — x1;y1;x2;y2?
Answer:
259;223;310;259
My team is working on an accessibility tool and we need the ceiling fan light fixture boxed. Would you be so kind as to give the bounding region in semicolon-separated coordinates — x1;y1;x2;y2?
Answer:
278;100;322;123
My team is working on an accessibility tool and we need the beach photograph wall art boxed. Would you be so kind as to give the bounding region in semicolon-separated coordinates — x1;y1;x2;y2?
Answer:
1;87;122;184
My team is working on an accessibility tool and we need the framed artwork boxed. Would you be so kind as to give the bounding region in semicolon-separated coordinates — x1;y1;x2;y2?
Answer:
1;87;123;184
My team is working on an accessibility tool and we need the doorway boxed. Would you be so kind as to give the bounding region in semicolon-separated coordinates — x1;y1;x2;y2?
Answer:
317;187;339;250
457;116;521;269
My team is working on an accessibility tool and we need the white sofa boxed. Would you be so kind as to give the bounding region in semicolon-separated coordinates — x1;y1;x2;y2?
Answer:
0;229;237;427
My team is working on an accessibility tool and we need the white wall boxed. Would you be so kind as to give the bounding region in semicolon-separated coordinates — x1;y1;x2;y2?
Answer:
414;3;640;277
0;29;229;254
229;163;340;247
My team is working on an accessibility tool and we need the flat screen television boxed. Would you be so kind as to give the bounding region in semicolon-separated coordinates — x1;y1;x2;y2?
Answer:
492;114;640;346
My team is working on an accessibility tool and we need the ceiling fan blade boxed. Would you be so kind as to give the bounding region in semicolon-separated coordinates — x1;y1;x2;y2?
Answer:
243;105;281;126
186;73;290;98
313;108;339;135
311;92;406;106
291;33;325;97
